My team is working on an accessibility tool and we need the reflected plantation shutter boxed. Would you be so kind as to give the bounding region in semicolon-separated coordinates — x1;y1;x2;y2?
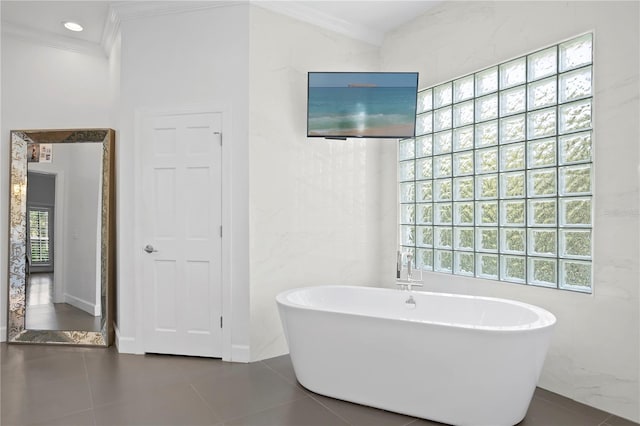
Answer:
29;208;51;264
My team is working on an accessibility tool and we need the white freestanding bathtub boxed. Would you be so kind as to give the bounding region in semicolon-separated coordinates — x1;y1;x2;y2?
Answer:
276;285;556;426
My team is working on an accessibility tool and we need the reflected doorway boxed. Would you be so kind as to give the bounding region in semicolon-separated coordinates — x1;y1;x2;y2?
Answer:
26;172;55;276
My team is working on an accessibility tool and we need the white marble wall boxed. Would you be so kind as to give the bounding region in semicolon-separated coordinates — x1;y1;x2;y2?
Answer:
248;6;389;360
381;1;639;422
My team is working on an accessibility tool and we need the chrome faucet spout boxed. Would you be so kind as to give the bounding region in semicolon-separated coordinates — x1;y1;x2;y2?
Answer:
396;252;423;292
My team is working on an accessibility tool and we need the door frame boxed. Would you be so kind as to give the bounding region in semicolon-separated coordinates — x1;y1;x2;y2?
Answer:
26;169;66;303
134;103;233;361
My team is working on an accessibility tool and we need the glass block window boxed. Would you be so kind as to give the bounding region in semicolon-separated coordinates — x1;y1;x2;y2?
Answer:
399;33;593;293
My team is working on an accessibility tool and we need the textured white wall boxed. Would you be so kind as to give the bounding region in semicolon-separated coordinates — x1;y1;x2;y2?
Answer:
248;6;390;361
381;1;639;422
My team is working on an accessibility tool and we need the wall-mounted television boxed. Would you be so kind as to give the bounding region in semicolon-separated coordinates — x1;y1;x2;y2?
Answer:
307;72;419;139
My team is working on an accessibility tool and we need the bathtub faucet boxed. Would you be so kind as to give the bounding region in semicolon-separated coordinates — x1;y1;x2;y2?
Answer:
396;252;423;291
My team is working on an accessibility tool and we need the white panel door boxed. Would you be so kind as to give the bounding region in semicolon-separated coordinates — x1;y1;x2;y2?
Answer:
141;112;222;357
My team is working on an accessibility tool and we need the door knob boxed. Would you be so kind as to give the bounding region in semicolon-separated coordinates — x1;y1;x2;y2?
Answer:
144;244;158;254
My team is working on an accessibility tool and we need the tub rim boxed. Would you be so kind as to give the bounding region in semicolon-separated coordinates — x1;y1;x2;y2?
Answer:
276;285;557;333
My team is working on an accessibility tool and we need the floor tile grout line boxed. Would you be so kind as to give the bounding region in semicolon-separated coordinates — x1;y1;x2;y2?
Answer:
306;393;356;425
256;360;423;426
189;382;225;425
28;408;97;426
258;359;357;424
307;392;426;426
82;357;215;412
598;413;640;426
189;362;309;425
533;392;611;423
220;395;319;425
259;359;319;400
2;347;85;383
598;414;613;426
81;352;98;426
259;360;299;386
259;359;323;399
260;359;420;426
1;349;97;426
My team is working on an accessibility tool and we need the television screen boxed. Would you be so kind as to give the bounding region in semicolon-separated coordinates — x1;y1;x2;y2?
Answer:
307;72;418;139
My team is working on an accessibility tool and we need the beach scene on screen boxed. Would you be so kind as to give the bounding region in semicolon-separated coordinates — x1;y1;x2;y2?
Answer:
308;72;418;138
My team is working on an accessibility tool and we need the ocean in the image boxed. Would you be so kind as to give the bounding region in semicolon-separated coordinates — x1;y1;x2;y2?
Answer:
307;86;417;138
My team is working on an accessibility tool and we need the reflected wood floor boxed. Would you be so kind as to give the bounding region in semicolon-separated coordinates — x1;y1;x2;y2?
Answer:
25;273;100;332
1;343;637;426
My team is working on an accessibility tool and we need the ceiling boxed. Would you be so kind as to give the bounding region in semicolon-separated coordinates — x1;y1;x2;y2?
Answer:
1;1;111;44
0;1;442;53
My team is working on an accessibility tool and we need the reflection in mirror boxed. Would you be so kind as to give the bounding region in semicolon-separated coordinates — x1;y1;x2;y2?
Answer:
26;143;103;332
8;129;115;346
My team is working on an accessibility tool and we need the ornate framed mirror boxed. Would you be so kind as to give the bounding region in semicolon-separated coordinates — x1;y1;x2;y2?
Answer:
8;129;115;346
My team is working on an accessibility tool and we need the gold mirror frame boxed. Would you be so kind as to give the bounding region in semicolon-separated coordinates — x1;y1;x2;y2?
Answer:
8;129;115;346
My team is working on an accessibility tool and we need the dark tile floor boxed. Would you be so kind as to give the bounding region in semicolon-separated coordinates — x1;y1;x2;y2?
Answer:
0;343;637;426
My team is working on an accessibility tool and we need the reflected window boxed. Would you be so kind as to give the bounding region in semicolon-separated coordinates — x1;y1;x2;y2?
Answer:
28;207;51;265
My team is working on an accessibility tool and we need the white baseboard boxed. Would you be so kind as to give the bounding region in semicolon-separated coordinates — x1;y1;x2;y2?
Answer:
64;294;100;316
114;324;138;354
231;344;250;363
0;326;6;342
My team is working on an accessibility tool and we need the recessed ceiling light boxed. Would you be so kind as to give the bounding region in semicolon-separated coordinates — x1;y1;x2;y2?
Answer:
63;21;83;32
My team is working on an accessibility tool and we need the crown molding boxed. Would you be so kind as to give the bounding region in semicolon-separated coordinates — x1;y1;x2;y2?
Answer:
252;1;383;46
2;21;106;58
100;1;242;55
110;1;241;22
101;4;121;56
